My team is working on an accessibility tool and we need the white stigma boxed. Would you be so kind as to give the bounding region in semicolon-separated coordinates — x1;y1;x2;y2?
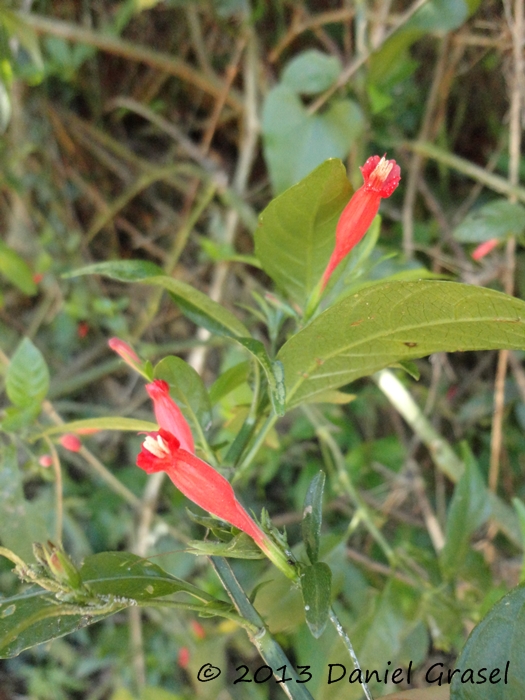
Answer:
143;435;170;458
372;156;393;182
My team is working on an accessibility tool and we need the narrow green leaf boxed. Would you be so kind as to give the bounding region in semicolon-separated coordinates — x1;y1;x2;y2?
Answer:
451;584;525;700
301;562;332;638
40;417;157;436
440;446;491;579
154;356;212;434
63;259;163;281
0;241;37;295
209;361;250;405
302;471;326;564
187;535;265;559
6;338;49;409
255;158;353;307
278;281;525;408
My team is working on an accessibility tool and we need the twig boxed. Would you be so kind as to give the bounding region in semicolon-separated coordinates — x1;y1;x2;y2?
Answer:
489;0;523;495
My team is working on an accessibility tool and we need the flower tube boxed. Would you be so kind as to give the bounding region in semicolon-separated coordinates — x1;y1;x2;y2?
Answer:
145;379;194;454
321;155;401;288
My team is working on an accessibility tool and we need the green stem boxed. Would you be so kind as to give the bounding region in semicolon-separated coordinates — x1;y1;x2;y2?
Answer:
210;557;315;700
233;411;279;483
302;405;396;565
329;607;374;700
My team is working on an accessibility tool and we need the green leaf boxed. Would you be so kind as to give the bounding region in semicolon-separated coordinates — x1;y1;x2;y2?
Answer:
66;263;285;414
209;361;250;405
80;552;208;601
440;445;491;579
40;417;158;436
302;471;326;564
281;50;341;95
63;259;163;281
6;338;49;409
0;588;122;659
262;86;363;194
450;583;524;699
301;562;332;638
255;159;353;308
154;356;212;435
454;199;525;243
512;498;525;580
0;445;49;560
278;281;525;408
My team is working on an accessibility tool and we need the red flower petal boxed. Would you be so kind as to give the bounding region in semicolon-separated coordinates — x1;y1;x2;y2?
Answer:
146;380;194;453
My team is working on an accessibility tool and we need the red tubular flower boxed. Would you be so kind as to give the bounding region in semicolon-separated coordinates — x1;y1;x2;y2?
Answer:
137;428;267;547
59;434;82;452
146;380;194;454
321;155;401;288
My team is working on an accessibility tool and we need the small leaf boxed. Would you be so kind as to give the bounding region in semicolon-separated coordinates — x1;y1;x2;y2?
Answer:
187;534;265;559
451;583;525;700
302;471;326;564
154;356;212;434
301;562;332;638
209;361;250;405
454;199;525;243
255;159;353;307
281;49;341;95
440;446;491;579
6;338;49;409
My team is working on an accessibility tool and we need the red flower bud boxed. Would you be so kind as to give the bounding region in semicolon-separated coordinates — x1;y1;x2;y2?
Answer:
321;155;401;288
145;380;194;454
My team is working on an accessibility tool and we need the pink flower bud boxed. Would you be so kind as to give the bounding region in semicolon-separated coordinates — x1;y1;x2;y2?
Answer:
321;155;401;288
472;238;499;261
108;337;141;369
178;647;190;669
60;434;82;452
39;454;53;468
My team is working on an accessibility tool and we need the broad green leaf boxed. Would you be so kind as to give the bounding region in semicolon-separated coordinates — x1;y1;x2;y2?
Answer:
0;445;49;560
209;361;250;405
451;584;525;699
278;281;525;408
255;159;353;307
40;417;157;436
0;588;122;659
6;338;49;409
80;552;210;601
454;199;525;243
281;50;341;95
262;86;363;194
302;471;326;564
407;0;468;31
301;562;332;638
440;446;491;579
154;356;212;434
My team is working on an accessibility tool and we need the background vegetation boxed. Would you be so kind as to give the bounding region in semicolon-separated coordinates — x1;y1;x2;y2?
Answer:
0;0;524;698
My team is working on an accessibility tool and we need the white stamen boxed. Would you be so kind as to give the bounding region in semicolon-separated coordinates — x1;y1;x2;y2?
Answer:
143;435;170;458
371;156;393;181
